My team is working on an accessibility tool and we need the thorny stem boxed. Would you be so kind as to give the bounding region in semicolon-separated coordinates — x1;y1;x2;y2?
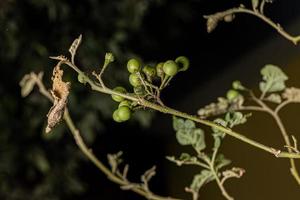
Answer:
205;6;300;45
61;60;300;159
32;73;181;200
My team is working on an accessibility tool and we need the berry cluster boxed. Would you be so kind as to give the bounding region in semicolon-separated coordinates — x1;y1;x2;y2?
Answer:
111;56;190;122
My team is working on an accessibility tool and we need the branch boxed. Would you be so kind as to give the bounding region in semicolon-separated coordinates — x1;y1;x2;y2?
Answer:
57;59;300;159
31;73;182;200
204;4;300;45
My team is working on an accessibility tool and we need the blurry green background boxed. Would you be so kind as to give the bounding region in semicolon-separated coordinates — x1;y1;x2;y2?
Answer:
1;0;300;199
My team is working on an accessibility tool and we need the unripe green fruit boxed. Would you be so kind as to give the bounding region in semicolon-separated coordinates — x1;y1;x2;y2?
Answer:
156;62;165;78
163;60;178;76
77;73;87;84
226;89;239;101
111;86;127;102
118;100;131;108
224;14;235;22
127;58;141;73
143;65;156;77
133;85;145;95
117;106;131;121
113;110;123;122
175;56;190;72
129;73;141;87
232;80;245;90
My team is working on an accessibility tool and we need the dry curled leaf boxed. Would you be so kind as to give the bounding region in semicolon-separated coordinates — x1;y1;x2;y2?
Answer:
282;87;300;102
69;34;82;63
46;61;70;133
19;72;43;97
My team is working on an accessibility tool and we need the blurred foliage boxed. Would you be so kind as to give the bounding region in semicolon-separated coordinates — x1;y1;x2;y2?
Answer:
0;0;166;199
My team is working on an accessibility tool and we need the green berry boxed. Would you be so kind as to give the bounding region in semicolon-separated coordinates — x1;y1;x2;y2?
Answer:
143;65;156;77
118;100;131;108
163;60;178;76
156;62;165;78
129;73;141;87
113;110;123;122
117;106;131;121
133;85;145;95
224;14;235;22
127;58;141;73
175;56;190;72
226;89;239;101
77;73;87;84
111;86;127;102
232;80;245;90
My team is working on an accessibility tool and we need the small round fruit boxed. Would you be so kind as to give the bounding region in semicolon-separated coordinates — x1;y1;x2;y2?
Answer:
163;60;178;76
77;73;87;84
143;65;156;77
117;106;131;121
156;62;165;78
226;89;239;101
111;86;127;102
118;100;131;108
232;80;245;90
113;110;123;123
175;56;190;72
127;58;141;73
133;85;145;95
224;14;235;22
129;73;141;87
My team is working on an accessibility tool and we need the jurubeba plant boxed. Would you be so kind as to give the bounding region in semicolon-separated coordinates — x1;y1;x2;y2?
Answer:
20;1;300;200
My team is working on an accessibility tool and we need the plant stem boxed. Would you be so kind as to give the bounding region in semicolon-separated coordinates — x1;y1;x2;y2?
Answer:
63;109;181;200
205;6;300;45
271;112;300;185
33;73;181;200
240;95;300;185
209;163;233;200
63;60;300;159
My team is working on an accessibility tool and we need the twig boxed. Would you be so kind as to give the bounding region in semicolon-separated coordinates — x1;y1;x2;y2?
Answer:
59;60;300;159
204;5;300;45
33;74;182;200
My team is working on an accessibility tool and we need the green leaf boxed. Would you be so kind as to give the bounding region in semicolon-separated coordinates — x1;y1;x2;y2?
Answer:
176;130;194;145
192;129;206;152
173;117;206;152
212;118;227;136
173;116;185;131
166;153;201;167
265;93;282;104
259;64;288;93
225;112;250;128
190;170;215;192
215;154;231;171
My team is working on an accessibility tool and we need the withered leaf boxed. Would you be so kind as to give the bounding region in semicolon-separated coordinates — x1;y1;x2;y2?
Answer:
46;61;70;133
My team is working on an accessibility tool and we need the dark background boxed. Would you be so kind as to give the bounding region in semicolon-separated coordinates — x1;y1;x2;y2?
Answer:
1;0;300;199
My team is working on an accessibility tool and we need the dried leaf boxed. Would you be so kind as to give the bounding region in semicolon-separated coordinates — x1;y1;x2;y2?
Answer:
19;72;43;97
69;34;82;63
46;62;70;133
20;73;36;97
222;167;245;181
198;97;229;118
282;87;300;102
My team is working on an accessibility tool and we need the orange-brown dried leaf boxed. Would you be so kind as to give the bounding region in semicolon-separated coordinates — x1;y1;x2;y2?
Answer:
46;61;70;133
